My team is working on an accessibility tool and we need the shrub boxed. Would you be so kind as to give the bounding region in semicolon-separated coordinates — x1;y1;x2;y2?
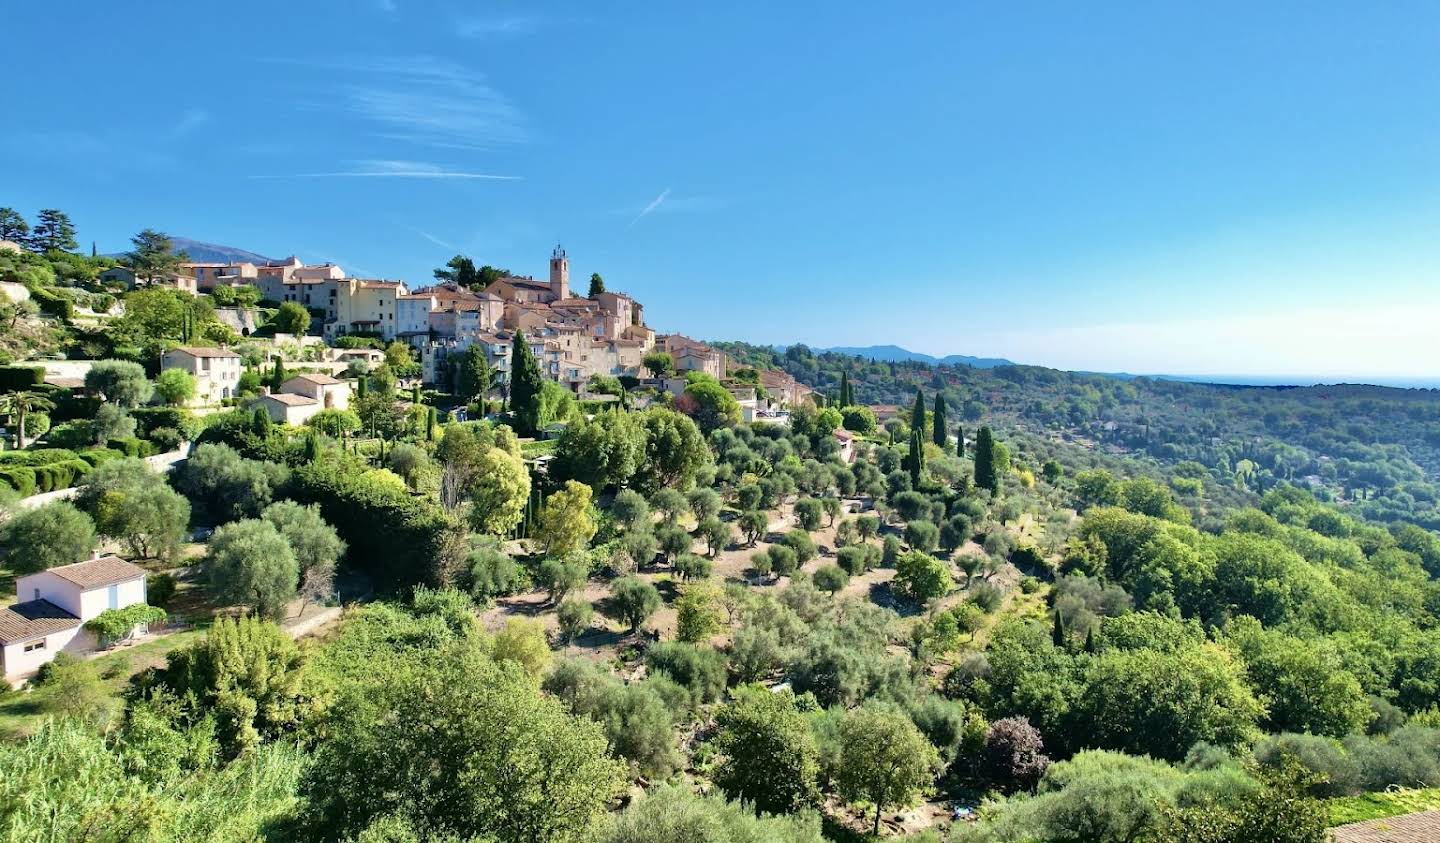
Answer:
983;716;1050;792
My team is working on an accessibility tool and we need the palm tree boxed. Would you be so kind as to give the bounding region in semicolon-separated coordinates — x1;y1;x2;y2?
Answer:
0;390;54;449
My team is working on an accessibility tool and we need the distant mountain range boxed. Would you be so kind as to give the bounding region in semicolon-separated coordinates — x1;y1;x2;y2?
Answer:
816;345;1015;368
107;237;276;266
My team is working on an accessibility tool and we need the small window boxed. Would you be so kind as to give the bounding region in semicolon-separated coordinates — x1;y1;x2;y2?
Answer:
23;640;45;653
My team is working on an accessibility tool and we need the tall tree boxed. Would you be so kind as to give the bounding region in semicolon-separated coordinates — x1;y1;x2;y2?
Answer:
837;706;940;836
434;254;480;287
509;329;545;436
0;208;30;244
975;425;1001;493
839;371;852;407
956;424;965;457
0;390;54;449
454;344;493;404
587;272;605;298
932;393;948;448
125;229;185;283
30;209;77;253
910;388;926;438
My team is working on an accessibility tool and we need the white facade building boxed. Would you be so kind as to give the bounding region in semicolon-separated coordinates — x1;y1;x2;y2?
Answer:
1;556;149;682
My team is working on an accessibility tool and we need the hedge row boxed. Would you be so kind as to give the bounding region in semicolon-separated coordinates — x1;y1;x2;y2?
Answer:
25;285;73;320
0;447;124;495
107;437;156;458
0;366;44;391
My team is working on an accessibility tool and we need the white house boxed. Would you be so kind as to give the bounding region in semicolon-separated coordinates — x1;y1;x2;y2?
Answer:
1;556;149;682
161;346;243;405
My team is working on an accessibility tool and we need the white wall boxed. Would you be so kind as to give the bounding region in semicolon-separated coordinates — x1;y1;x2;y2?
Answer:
2;626;91;681
13;571;82;617
78;577;146;622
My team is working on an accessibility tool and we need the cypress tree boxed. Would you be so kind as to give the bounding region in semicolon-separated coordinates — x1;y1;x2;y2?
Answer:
1052;611;1067;648
1084;626;1097;654
956;424;965;458
839;371;852;407
270;358;284;392
356;376;368;399
302;430;320;462
426;406;437;440
412;384;422;405
975;426;999;492
932;394;947;448
251;407;272;437
910;388;926;438
510;329;545;435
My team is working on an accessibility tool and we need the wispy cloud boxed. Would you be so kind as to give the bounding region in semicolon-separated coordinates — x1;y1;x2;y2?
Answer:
408;226;459;251
628;188;672;228
272;56;529;150
169;109;210;138
456;15;538;38
249;159;521;180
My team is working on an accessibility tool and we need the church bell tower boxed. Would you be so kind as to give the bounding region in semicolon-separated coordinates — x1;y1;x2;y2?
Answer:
549;244;569;300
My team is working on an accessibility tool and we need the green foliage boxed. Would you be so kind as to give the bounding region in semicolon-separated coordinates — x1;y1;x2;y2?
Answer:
302;643;625;842
509;329;546;435
84;603;167;643
152;616;307;757
608;576;662;632
836;705;940;836
175;442;288;523
894;551;953;602
75;457;189;560
0;500;96;574
713;687;820;814
202;519;299;618
85;359;153;407
592;783;824;843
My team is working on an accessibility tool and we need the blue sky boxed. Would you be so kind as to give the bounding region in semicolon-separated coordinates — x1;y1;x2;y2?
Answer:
5;2;1440;379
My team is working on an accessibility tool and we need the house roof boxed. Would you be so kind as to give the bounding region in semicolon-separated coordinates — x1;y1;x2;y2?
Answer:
46;555;148;590
0;599;80;644
285;373;343;386
168;346;240;359
498;276;552;290
262;393;318;407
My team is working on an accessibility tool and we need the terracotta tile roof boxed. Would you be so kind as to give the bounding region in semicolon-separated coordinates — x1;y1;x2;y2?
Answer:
46;555;147;589
169;346;240;359
0;600;80;644
285;373;343;386
358;280;404;289
262;393;318;407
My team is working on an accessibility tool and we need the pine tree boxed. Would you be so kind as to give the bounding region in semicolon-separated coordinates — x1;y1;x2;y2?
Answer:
932;394;947;449
510;329;545;436
910;388;926;438
588;272;605;298
906;429;924;486
30;209;77;253
0;208;30;244
975;426;999;493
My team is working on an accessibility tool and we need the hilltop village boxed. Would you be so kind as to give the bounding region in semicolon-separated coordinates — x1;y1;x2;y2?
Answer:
2;211;1440;843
